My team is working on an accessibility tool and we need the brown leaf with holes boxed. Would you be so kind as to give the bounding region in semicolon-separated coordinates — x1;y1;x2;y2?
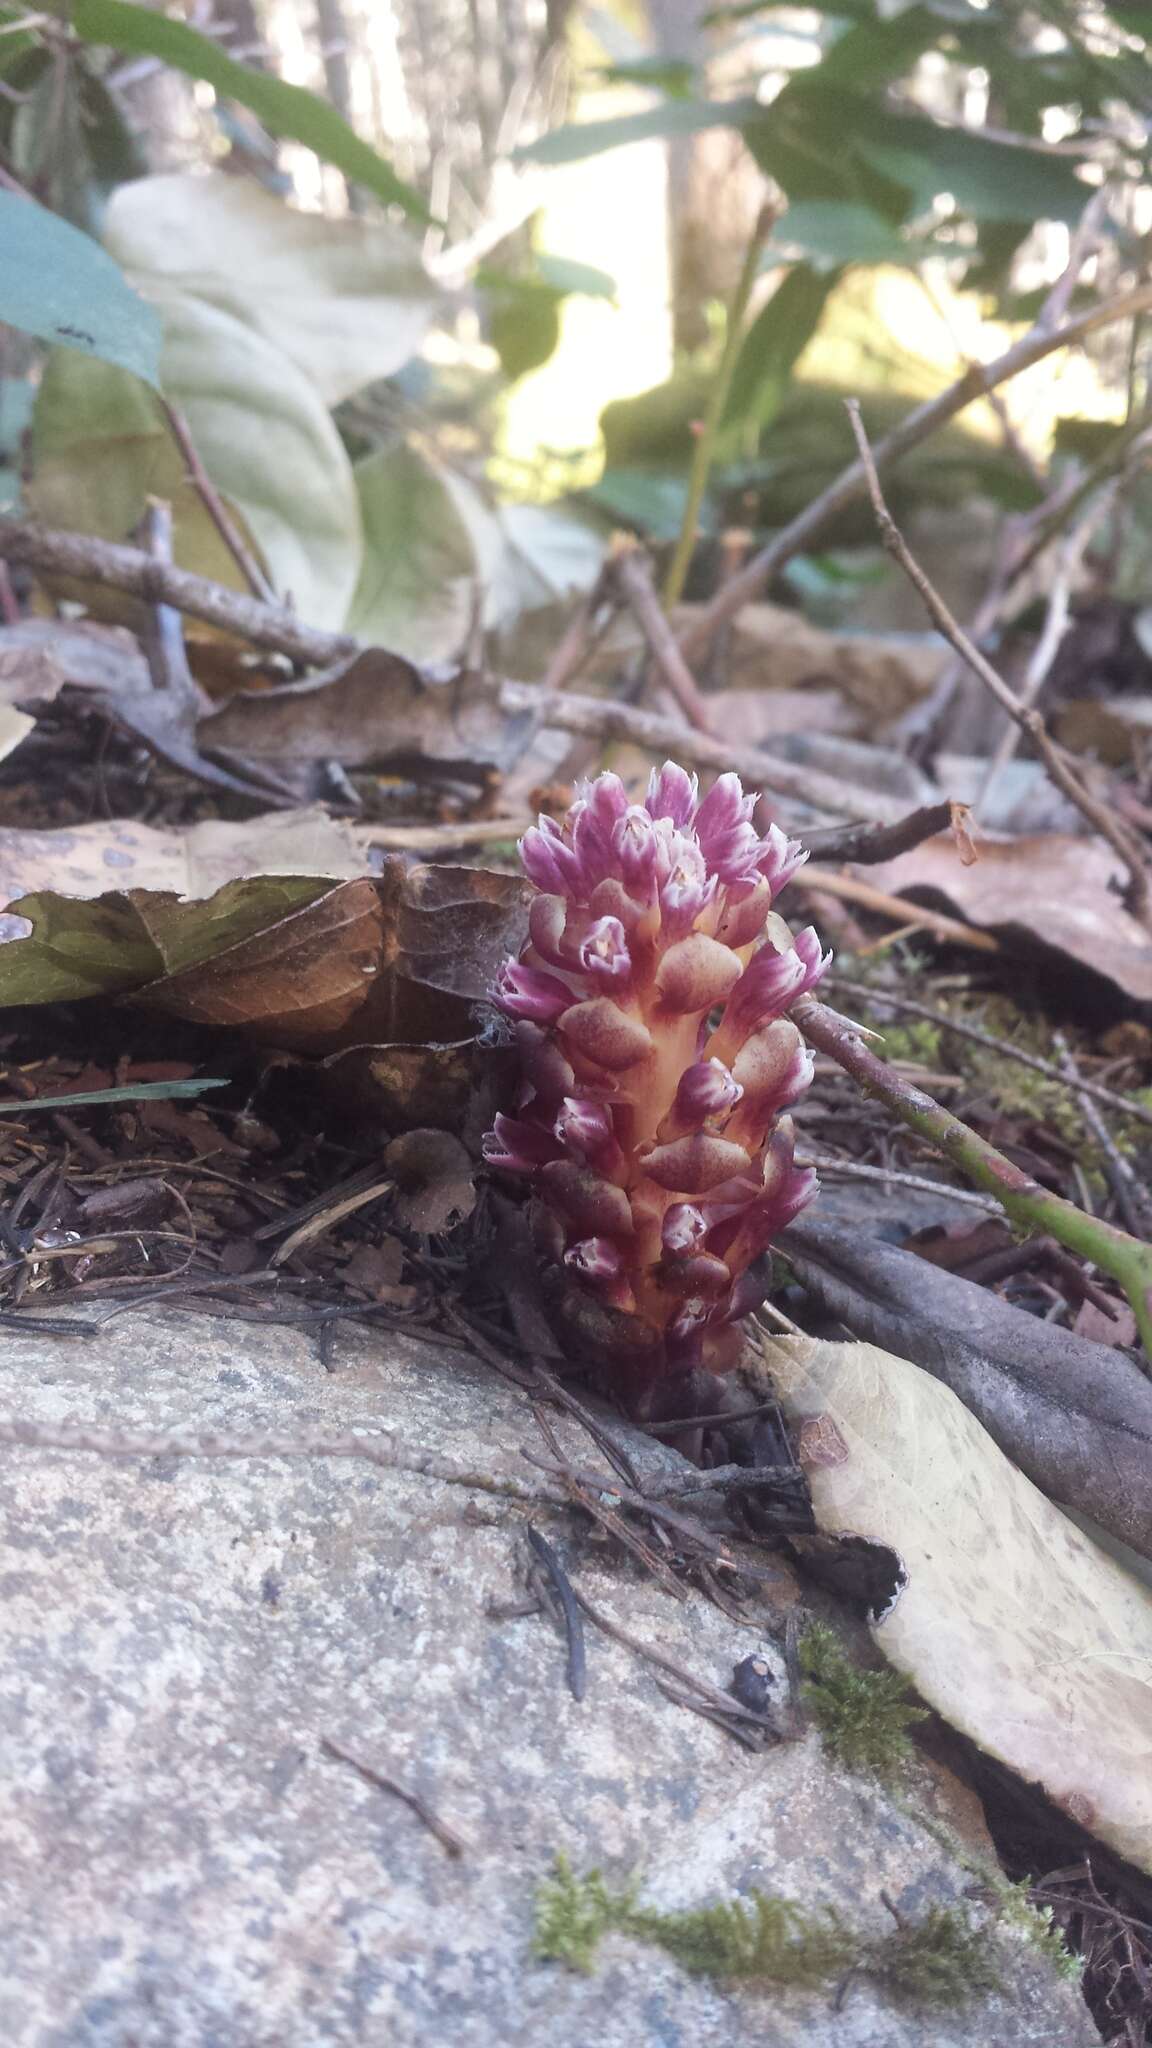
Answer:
860;833;1152;1001
384;1129;476;1233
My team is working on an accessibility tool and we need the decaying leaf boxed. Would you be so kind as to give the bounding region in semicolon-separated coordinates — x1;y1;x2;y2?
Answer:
759;1329;1152;1875
384;1128;477;1232
0;620;152;700
860;833;1152;1001
0;828;526;1073
200;649;522;781
781;1215;1152;1562
0;809;370;909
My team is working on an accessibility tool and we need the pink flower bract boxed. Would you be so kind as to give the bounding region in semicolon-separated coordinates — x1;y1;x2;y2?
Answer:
485;763;828;1393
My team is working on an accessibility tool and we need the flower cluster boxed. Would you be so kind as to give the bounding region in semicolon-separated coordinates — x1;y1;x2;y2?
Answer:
484;764;829;1397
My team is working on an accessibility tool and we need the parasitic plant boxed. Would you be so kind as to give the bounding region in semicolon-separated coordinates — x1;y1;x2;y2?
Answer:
484;764;829;1407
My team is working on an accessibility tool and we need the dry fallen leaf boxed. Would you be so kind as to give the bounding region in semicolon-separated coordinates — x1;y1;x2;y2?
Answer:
200;648;520;781
0;620;151;700
782;1215;1152;1562
0;809;370;908
760;1331;1152;1874
860;832;1152;1001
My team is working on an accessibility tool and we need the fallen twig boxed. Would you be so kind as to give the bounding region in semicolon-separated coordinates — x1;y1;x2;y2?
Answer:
796;1149;1003;1215
801;865;999;952
159;397;277;605
829;976;1152;1132
0;513;355;669
499;681;916;825
611;541;713;732
844;401;1152;927
525;1524;587;1702
678;278;1152;661
320;1737;468;1857
1054;1030;1152;1242
802;802;959;868
791;993;1152;1358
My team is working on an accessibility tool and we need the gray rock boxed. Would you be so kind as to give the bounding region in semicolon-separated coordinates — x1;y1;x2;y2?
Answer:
0;1311;1095;2048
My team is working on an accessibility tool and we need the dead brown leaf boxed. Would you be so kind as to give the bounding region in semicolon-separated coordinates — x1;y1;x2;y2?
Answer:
0;620;151;700
384;1128;476;1233
200;649;518;781
860;832;1152;1001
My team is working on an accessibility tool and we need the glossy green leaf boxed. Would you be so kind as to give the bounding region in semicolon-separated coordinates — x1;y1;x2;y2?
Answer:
858;119;1091;225
72;0;431;222
722;263;841;429
0;191;160;385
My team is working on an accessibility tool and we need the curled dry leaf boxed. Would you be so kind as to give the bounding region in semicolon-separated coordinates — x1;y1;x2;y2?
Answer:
0;813;527;1074
200;649;521;782
781;1215;1152;1562
860;832;1152;1001
383;1129;477;1233
759;1330;1152;1875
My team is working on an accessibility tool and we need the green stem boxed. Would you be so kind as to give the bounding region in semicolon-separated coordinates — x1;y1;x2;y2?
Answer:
793;994;1152;1360
662;203;775;612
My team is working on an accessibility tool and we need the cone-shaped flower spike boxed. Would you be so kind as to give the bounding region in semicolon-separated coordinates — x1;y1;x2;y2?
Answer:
484;765;829;1399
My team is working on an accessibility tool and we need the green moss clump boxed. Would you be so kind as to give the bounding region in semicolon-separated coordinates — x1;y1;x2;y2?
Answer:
533;1855;636;1973
995;1879;1082;1983
533;1862;1002;2009
799;1623;928;1779
874;1905;1000;2007
627;1893;852;1987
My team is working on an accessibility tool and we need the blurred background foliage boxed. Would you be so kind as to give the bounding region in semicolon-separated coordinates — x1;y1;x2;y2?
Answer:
0;0;1149;657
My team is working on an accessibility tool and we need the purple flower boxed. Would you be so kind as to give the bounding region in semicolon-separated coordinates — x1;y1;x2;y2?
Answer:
492;959;574;1024
483;762;825;1401
579;915;632;983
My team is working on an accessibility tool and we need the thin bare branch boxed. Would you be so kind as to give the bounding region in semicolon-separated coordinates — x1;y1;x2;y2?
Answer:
843;400;1152;927
678;279;1152;662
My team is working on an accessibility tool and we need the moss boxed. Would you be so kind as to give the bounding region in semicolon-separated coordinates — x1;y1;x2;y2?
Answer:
627;1893;853;1987
874;1017;944;1069
533;1863;1001;2009
995;1878;1082;1983
533;1855;637;1973
799;1622;928;1779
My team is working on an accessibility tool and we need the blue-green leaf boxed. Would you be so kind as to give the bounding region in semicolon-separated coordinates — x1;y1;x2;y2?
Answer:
0;1079;227;1114
0;190;161;385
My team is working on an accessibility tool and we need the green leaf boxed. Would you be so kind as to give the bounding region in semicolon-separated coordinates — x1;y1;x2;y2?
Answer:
0;1078;227;1113
858;120;1091;225
29;297;363;632
0;191;160;385
577;468;700;544
722;263;840;429
594;58;698;97
514;97;760;166
0;874;329;1005
72;0;431;222
104;173;440;408
348;441;480;661
769;199;928;268
536;255;618;301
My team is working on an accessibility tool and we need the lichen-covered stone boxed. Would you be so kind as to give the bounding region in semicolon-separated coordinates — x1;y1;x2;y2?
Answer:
0;1312;1095;2047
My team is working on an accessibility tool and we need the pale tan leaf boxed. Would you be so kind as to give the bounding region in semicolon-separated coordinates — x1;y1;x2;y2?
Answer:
761;1332;1152;1873
105;173;440;406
